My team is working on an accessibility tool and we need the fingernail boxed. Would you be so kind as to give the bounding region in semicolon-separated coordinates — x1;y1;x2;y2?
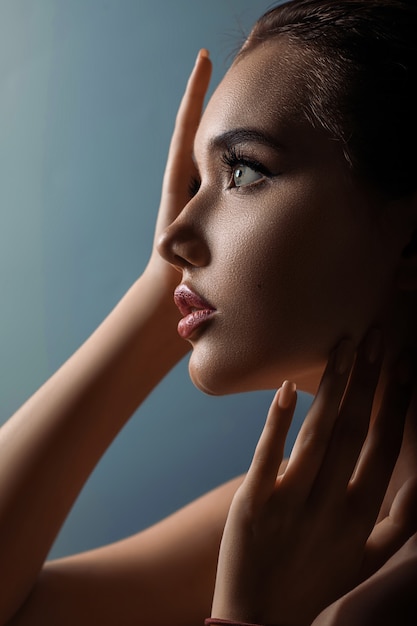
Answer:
364;328;382;364
196;49;209;64
334;338;354;375
278;380;296;409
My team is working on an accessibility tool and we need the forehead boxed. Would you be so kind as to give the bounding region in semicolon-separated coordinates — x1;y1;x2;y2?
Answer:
195;39;310;152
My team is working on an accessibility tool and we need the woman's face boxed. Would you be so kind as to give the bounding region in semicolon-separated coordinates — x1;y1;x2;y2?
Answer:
159;40;402;395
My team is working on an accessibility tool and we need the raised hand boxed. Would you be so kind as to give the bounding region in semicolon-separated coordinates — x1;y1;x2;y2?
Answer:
210;330;416;626
146;48;212;290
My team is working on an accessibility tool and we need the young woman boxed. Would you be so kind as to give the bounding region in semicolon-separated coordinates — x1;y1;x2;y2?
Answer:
0;1;416;624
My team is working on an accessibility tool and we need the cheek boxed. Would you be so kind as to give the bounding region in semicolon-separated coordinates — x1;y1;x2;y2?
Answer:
186;222;284;394
189;190;394;395
221;203;386;352
276;212;394;347
209;212;287;313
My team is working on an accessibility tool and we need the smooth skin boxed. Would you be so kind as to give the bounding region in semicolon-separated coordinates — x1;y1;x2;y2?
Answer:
159;40;417;624
0;51;221;626
211;337;417;625
158;40;415;397
0;48;416;626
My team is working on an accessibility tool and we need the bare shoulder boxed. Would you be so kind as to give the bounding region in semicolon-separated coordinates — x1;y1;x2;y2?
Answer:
8;475;245;626
314;533;417;626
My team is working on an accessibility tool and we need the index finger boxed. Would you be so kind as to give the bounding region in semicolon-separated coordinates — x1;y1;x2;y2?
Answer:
163;49;212;197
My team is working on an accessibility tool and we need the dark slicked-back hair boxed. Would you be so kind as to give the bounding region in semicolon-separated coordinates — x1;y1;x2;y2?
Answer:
238;0;417;197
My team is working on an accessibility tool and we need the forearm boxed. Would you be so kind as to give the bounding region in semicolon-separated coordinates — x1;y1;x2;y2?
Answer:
0;270;188;624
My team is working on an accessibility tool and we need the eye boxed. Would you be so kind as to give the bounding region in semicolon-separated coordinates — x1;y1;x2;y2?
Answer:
232;164;264;188
221;146;270;190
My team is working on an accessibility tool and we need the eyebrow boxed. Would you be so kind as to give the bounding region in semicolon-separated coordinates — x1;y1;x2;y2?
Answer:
208;127;286;153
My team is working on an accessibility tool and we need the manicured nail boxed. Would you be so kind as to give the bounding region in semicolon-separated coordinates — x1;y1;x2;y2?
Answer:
196;49;209;65
364;328;382;364
334;338;354;375
278;380;296;409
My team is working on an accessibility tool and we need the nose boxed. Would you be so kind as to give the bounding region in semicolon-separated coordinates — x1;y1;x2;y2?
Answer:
156;202;211;271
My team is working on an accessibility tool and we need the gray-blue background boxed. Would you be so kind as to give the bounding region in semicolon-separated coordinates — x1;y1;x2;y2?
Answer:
0;0;312;559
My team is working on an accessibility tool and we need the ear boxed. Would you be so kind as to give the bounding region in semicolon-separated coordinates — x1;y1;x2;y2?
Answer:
397;226;417;291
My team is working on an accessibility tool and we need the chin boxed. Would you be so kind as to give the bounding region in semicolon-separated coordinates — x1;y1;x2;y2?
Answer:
187;343;232;395
188;359;235;395
187;353;283;396
187;341;327;396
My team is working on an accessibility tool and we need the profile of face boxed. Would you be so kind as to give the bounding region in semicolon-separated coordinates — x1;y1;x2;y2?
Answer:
159;39;407;396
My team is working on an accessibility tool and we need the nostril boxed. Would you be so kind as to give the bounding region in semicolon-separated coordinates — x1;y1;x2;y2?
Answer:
156;226;191;270
156;220;210;269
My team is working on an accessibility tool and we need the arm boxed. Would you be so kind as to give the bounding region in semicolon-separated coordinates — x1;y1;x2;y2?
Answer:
9;476;245;626
0;49;212;625
210;331;417;626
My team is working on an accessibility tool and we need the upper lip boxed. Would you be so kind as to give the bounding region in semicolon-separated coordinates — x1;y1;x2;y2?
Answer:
173;284;216;317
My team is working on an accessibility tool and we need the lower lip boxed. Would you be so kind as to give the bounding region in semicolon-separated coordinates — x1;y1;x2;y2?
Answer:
177;309;215;340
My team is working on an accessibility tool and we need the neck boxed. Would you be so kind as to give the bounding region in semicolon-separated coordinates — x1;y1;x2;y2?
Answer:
298;290;417;514
379;380;417;516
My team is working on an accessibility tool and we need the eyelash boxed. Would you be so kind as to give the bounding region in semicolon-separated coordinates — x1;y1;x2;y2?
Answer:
188;176;201;199
188;146;271;199
221;146;271;189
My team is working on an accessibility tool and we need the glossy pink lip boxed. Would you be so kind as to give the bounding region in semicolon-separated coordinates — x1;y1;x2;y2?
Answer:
174;284;216;340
